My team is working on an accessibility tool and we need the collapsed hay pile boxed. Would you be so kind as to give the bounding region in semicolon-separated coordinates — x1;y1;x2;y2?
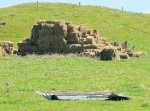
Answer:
18;20;146;60
0;41;16;56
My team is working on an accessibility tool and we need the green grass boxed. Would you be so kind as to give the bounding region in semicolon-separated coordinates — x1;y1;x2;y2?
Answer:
0;3;150;111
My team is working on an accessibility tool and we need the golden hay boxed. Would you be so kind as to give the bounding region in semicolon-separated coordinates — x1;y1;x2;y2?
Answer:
17;20;146;60
133;51;147;57
0;48;6;56
0;41;14;54
119;53;129;59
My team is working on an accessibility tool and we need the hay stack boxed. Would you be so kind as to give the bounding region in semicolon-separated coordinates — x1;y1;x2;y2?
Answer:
17;20;146;60
18;20;99;55
0;41;15;56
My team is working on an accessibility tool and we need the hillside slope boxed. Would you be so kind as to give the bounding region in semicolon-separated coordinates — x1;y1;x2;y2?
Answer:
0;3;150;52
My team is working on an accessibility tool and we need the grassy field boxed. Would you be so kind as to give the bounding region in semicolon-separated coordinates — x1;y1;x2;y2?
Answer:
0;3;150;111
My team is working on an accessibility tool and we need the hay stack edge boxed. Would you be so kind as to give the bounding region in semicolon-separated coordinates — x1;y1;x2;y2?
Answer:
17;20;146;60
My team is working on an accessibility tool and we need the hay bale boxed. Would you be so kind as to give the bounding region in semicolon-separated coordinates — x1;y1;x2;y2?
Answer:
116;47;122;51
87;30;93;35
31;24;41;39
45;20;57;24
18;42;28;49
133;51;147;57
83;51;96;57
91;29;98;38
0;41;13;47
37;39;50;52
79;25;87;37
121;41;128;49
28;38;38;46
119;53;129;59
84;44;98;49
125;48;134;57
84;36;95;44
96;47;116;60
98;37;108;45
0;48;6;56
50;38;68;53
39;24;54;39
68;44;83;53
111;42;119;47
111;41;130;49
37;20;46;25
79;25;86;32
53;21;67;37
0;41;13;54
67;23;75;33
66;32;79;44
18;42;38;52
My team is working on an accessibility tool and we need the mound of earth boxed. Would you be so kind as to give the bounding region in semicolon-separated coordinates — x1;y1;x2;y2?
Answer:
17;20;146;60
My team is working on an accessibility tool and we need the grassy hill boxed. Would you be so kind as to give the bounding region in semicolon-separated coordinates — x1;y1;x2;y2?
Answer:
0;3;150;111
0;3;150;51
